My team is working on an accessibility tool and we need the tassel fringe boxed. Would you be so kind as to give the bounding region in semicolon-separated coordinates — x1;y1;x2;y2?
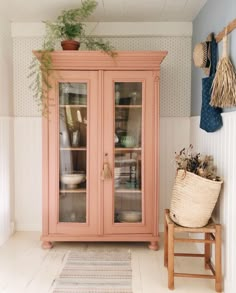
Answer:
101;162;113;180
210;57;236;107
210;34;236;108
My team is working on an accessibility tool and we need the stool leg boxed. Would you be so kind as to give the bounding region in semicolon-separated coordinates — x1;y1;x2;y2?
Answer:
204;233;211;269
164;209;168;267
168;222;174;290
215;225;222;292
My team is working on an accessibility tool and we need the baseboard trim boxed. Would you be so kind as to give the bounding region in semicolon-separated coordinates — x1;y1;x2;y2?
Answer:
16;224;42;232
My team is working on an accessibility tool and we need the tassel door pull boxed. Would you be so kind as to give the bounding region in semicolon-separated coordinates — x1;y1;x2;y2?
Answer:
101;153;113;180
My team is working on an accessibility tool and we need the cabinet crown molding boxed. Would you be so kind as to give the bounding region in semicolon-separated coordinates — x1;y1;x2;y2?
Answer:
33;50;168;71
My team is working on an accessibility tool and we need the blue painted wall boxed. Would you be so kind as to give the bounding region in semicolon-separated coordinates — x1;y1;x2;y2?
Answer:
191;0;236;116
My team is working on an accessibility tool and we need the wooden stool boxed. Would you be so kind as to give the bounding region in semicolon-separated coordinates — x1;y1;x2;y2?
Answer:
164;209;222;292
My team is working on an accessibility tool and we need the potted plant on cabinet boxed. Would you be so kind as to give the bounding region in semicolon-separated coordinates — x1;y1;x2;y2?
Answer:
29;0;116;115
43;0;115;53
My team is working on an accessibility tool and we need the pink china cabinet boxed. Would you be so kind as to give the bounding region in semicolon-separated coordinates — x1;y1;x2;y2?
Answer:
35;51;167;249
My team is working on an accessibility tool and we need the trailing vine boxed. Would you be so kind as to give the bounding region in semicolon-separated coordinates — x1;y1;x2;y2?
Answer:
29;0;116;115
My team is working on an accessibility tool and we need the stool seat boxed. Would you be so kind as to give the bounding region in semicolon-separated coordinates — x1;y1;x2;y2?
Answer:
164;209;222;292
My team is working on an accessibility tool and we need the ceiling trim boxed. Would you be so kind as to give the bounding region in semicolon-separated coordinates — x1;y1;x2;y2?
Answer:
11;22;192;38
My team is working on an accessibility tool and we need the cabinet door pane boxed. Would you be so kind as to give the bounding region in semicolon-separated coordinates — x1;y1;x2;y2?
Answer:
114;82;143;223
59;82;87;223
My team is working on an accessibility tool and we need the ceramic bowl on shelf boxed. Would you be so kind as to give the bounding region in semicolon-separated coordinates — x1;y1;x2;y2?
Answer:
117;211;142;222
120;135;136;148
61;171;86;189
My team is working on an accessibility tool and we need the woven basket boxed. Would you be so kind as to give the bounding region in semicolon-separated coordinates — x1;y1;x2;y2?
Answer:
170;170;223;227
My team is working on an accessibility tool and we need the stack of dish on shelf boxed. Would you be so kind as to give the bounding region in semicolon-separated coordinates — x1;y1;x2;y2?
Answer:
114;167;121;188
115;155;138;189
117;211;142;223
60;211;86;223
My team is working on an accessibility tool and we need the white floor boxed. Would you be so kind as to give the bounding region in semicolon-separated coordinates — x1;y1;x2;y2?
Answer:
0;232;220;293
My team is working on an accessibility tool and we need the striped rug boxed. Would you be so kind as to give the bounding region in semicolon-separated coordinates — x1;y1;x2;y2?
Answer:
52;251;133;293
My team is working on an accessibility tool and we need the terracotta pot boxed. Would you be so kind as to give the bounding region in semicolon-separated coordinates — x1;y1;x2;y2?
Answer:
61;40;80;50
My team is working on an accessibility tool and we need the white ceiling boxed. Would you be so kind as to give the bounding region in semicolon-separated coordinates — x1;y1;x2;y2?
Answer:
9;0;207;22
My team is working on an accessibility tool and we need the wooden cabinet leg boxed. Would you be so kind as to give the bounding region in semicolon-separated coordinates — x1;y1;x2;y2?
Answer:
168;222;174;290
215;225;222;292
164;209;168;267
42;241;53;249
204;233;211;269
148;241;159;251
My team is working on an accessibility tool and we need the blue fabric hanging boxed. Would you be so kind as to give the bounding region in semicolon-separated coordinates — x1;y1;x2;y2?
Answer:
200;35;223;132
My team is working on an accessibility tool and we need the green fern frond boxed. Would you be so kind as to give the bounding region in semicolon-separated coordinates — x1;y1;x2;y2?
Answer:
29;0;116;116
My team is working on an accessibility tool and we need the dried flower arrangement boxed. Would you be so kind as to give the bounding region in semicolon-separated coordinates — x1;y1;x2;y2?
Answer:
175;144;221;181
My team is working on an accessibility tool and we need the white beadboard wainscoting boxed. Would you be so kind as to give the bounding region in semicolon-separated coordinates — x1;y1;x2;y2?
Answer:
13;114;236;292
14;117;42;231
13;116;190;232
159;117;190;229
0;117;13;245
190;112;236;293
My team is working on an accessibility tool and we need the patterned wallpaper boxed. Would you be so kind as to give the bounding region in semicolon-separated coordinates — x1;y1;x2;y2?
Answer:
13;36;191;117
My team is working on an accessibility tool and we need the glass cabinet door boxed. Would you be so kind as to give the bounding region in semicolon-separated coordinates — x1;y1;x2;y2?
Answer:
48;71;99;235
103;71;155;234
59;82;87;223
114;82;143;224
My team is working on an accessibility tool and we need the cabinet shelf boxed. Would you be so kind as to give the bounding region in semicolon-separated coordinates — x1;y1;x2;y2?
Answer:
115;148;141;151
115;118;128;122
115;189;141;193
60;147;86;151
60;189;86;193
115;105;142;108
60;105;87;108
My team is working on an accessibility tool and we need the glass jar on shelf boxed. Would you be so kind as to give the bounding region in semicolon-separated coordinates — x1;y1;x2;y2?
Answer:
115;84;120;105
